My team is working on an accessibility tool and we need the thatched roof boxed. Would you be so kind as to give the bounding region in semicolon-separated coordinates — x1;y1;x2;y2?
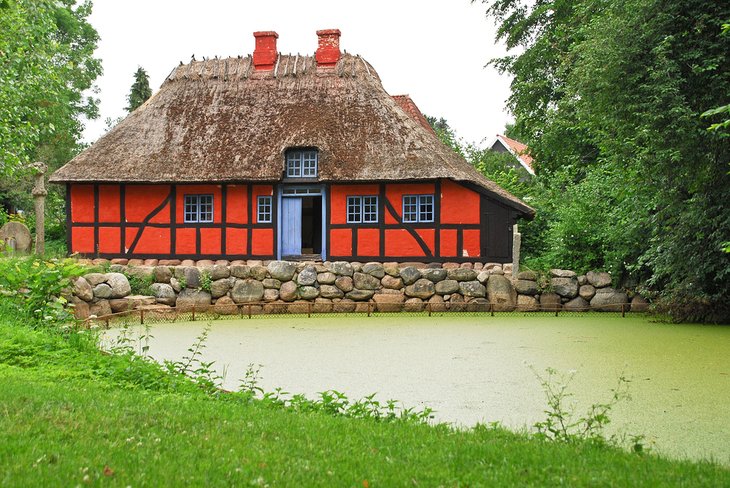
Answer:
51;53;533;216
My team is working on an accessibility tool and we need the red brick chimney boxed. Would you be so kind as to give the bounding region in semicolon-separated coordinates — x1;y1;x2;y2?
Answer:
253;31;278;70
315;29;341;68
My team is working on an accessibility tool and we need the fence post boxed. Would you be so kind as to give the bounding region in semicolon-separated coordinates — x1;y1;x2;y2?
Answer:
239;305;243;318
192;305;196;321
140;309;144;325
105;316;109;329
490;302;494;317
367;302;371;317
308;302;312;318
555;307;559;317
427;302;432;317
621;303;626;318
247;303;252;319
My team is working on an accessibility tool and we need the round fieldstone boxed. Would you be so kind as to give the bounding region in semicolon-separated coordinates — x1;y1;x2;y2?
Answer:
327;261;354;277
230;265;251;279
381;275;404;290
383;263;400;277
362;262;385;278
404;297;425;312
320;285;344;299
447;268;478;282
335;276;354;292
587;271;612;288
150;283;176;306
551;269;577;279
590;288;628;312
353;272;380;290
399;266;422;285
631;295;649;312
263;288;279;301
517;295;539;312
93;283;113;299
435;279;460;295
486;275;516;311
176;289;211;312
210;279;231;299
579;284;596;301
317;272;337;285
267;261;297;281
262;278;282;289
459;280;486;298
83;273;107;287
313;298;333;313
73;277;93;302
153;266;173;283
213;296;238;315
297;265;318;286
211;264;230;280
373;293;405;312
564;297;589;311
105;273;131;298
345;289;375;301
279;281;298;302
514;279;538;295
299;286;320;300
420;268;447;283
231;279;264;303
250;266;269;281
404;278;435;299
551;277;578;299
540;293;562;312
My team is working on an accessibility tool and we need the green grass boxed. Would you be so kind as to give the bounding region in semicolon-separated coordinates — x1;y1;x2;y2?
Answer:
0;307;728;486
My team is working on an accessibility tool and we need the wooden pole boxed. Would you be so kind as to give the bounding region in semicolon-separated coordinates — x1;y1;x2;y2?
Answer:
31;162;47;256
512;223;521;279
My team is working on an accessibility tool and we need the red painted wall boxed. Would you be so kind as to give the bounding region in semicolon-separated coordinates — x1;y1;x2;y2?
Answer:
327;180;482;260
69;183;275;259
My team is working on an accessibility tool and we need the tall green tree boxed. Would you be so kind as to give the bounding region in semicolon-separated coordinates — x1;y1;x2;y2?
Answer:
126;66;151;113
480;0;730;321
0;0;101;176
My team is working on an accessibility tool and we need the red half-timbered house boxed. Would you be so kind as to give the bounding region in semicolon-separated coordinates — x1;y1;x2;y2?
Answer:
51;29;534;262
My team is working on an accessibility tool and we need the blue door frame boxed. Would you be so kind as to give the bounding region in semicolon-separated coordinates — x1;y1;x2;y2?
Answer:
276;185;327;260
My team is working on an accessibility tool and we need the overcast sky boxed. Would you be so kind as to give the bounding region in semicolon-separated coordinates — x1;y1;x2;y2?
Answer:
83;0;513;147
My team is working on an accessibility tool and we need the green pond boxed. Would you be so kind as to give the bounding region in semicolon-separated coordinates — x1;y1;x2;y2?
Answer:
103;315;730;465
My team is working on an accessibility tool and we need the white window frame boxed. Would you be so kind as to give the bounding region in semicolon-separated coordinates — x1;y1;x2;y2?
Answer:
346;196;378;223
286;149;318;178
184;194;214;223
402;194;434;223
257;195;272;223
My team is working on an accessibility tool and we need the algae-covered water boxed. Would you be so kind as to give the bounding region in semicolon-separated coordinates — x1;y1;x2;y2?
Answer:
103;315;730;464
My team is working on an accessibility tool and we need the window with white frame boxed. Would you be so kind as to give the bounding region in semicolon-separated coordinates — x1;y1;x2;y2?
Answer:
184;194;213;223
346;196;378;223
257;196;272;223
402;194;434;223
286;149;318;178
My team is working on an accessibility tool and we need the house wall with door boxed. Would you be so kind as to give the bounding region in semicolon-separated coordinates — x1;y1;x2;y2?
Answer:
66;178;516;262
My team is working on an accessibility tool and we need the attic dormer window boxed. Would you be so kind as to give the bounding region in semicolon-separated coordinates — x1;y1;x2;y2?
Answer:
286;149;318;178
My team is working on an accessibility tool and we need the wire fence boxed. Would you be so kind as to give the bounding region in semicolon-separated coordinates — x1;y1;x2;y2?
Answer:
84;301;646;328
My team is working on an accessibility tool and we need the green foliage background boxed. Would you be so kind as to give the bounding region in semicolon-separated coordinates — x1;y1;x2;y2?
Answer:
472;0;730;321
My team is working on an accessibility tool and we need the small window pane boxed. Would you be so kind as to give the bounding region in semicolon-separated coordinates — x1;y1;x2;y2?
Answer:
257;196;272;223
419;195;434;222
403;195;418;223
347;196;362;223
184;194;214;223
363;196;378;223
286;149;318;178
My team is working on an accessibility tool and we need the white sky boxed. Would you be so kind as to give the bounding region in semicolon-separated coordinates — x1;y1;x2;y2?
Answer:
83;0;513;147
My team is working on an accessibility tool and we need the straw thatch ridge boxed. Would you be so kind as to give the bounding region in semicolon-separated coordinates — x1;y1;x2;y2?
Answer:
51;53;533;216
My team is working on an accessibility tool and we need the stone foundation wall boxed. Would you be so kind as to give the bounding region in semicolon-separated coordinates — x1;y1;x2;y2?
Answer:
69;259;649;319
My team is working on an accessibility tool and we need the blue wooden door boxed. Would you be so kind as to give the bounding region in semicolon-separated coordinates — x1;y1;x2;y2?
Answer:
281;197;302;256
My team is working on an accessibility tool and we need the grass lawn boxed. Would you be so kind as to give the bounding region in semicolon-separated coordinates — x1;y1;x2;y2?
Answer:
1;306;728;486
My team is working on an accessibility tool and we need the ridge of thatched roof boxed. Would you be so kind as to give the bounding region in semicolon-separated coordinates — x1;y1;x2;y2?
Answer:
51;53;533;216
